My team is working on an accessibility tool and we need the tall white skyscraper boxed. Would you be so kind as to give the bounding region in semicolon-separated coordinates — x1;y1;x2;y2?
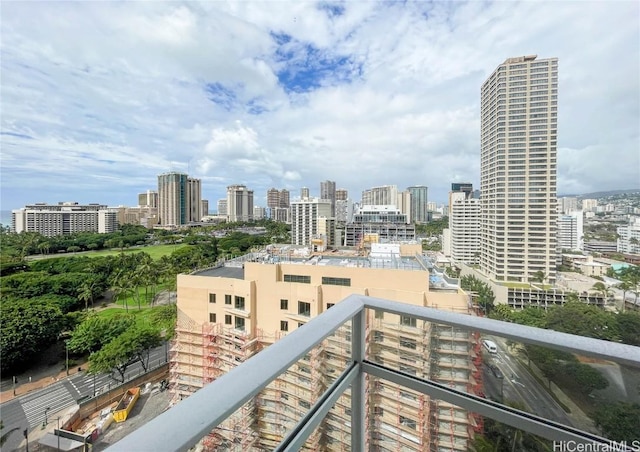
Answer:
557;211;583;251
480;55;558;283
290;198;332;246
449;188;481;265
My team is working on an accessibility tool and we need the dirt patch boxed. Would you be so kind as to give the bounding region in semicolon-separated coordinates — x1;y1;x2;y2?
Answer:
152;290;177;307
576;356;612;365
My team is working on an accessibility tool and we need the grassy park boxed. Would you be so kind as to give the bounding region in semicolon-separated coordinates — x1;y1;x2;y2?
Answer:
31;243;191;261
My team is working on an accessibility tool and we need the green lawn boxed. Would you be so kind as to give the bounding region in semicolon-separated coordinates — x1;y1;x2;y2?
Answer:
29;243;190;261
96;307;156;321
85;244;190;260
109;282;173;309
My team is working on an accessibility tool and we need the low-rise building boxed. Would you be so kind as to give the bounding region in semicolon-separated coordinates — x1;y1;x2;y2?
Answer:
12;202;118;236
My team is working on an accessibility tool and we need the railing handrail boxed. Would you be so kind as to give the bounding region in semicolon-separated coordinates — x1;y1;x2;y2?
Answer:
363;297;640;368
107;295;364;452
108;295;640;451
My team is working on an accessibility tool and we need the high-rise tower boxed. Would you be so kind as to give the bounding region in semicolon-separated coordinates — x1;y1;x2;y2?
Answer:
407;186;428;223
227;185;254;222
187;177;202;222
158;172;188;226
320;180;336;217
480;55;558;283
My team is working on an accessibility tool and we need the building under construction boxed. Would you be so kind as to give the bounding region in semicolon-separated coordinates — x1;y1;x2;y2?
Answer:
170;244;483;451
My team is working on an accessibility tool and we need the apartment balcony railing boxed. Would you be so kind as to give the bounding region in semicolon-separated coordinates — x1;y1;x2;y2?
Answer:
108;295;640;452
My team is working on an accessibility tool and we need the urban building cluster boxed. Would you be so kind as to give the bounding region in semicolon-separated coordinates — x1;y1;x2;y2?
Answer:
163;55;637;452
10;54;639;451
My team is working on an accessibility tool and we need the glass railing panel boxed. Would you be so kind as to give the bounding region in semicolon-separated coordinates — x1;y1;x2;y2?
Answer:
321;388;352;450
368;376;429;451
198;398;259;452
481;335;640;445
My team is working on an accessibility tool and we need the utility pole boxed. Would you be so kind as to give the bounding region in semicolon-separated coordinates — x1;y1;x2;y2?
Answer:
12;376;16;396
23;428;29;452
65;340;69;376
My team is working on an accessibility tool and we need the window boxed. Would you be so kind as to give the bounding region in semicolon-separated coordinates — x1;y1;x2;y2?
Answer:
209;293;216;303
209;313;216;323
284;274;311;284
373;406;384;416
299;400;311;409
225;295;232;305
298;301;311;317
235;316;245;331
234;296;245;310
279;320;289;332
225;314;232;325
321;277;351;287
373;331;384;342
298;322;304;328
400;391;417;401
280;299;288;310
399;415;417;430
400;336;417;350
400;316;417;328
326;303;334;309
375;310;384;319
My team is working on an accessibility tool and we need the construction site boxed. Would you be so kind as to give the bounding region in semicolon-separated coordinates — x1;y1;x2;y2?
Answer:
168;243;484;451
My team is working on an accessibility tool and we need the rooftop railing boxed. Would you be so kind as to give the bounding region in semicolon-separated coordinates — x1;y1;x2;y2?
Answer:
108;295;640;451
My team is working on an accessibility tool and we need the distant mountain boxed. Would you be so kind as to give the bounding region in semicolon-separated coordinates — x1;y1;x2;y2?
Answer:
558;189;640;199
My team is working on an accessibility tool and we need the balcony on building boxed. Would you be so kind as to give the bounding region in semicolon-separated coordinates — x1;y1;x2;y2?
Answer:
108;295;640;452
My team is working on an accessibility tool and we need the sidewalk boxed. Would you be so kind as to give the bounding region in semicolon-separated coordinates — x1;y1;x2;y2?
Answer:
0;360;87;404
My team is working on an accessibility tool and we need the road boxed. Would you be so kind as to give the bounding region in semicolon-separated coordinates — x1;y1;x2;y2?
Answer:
0;344;168;451
483;335;575;428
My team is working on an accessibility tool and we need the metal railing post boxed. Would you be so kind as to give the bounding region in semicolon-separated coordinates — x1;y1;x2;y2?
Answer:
351;308;366;451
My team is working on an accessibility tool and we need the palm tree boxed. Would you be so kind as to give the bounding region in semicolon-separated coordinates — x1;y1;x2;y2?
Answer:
111;269;131;313
616;280;633;312
531;270;547;285
591;282;612;305
78;282;94;311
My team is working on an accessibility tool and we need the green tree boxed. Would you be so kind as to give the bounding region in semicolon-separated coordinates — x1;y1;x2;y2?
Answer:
562;362;609;395
616;311;640;346
616;279;633;312
593;402;640;443
88;324;163;382
591;281;612;304
531;270;547;285
564;291;580;303
68;314;136;354
546;302;617;340
0;299;65;372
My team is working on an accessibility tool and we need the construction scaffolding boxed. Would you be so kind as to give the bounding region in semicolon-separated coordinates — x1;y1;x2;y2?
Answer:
170;302;483;452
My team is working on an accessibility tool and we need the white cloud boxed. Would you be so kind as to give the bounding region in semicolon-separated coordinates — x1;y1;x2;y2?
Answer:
1;1;638;210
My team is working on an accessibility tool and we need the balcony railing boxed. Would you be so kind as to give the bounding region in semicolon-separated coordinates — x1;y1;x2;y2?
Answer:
108;295;640;451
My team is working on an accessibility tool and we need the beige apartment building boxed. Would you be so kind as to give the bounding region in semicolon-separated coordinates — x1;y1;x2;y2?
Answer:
480;55;558;284
171;245;483;451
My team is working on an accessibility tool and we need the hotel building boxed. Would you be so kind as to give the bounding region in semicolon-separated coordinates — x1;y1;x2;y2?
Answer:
12;202;117;236
480;55;558;283
227;185;254;222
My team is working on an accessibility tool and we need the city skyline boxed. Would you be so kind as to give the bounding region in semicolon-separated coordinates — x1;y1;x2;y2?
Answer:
1;2;639;210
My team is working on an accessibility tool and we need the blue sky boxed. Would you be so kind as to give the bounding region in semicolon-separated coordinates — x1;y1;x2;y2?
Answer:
1;1;639;211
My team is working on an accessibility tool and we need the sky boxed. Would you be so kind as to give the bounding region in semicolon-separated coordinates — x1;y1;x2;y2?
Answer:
1;1;639;211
